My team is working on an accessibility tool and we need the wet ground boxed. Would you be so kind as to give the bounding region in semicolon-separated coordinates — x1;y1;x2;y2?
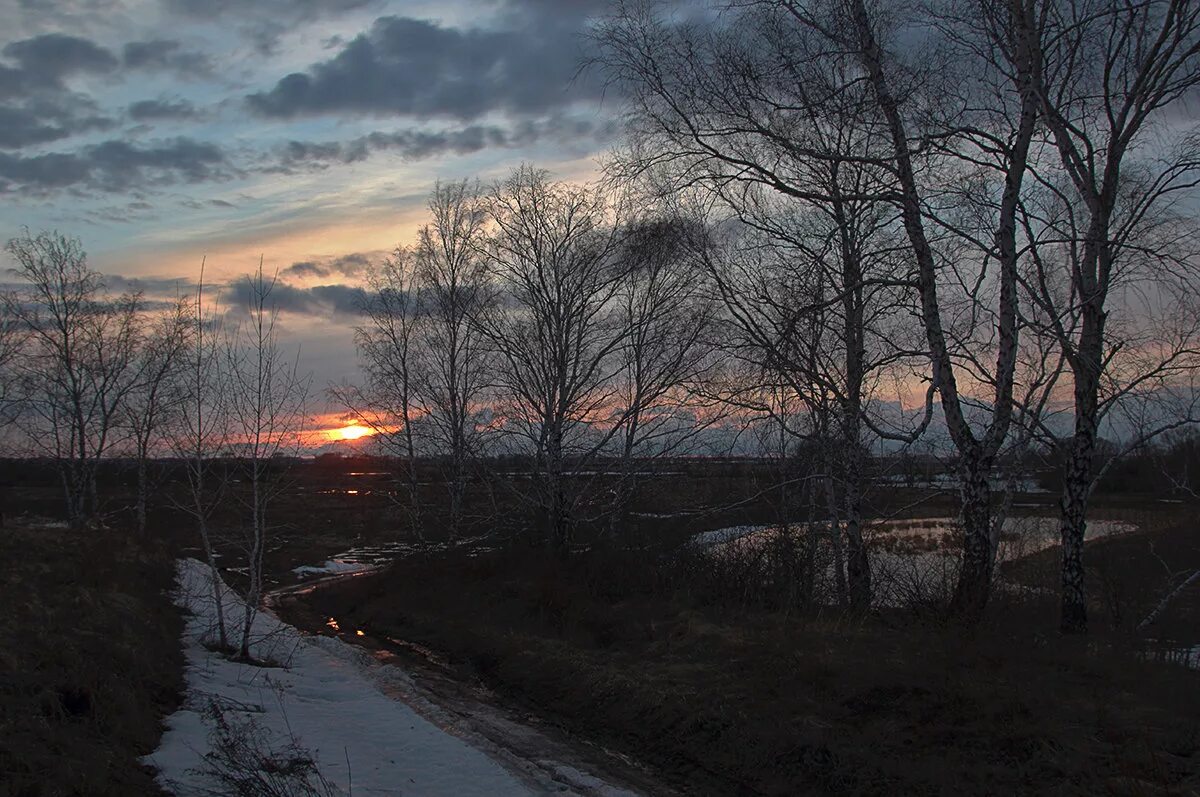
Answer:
267;570;674;796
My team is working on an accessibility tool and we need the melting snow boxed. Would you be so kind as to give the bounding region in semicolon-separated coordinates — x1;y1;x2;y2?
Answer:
146;559;553;795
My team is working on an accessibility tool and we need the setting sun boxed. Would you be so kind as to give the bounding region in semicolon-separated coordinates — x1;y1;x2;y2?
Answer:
337;424;373;441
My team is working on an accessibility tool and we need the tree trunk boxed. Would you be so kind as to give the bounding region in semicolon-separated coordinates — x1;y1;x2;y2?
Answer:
843;471;871;611
448;448;465;540
239;468;263;660
840;410;871;611
1059;347;1101;634
951;464;994;618
136;454;148;536
822;474;847;606
546;422;570;556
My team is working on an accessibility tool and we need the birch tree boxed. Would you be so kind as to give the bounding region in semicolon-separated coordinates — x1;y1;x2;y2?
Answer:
171;263;231;649
786;0;1040;616
224;263;311;660
5;231;144;527
996;0;1200;632
595;3;936;610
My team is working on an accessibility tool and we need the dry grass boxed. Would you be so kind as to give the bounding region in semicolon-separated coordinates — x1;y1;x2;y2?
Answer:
283;536;1200;796
0;522;184;796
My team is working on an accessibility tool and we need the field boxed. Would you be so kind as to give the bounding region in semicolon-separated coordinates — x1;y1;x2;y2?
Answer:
1;456;1197;795
263;460;1200;796
0;517;183;796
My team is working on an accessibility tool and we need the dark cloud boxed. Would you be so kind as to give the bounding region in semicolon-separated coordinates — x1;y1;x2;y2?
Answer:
275;116;619;172
246;13;600;120
0;137;230;194
128;97;199;121
227;277;366;319
104;273;197;295
282;252;372;280
1;33;118;92
102;270;367;320
164;0;372;18
162;0;377;56
0;102;113;148
3;33;117;78
122;39;212;77
0;33;124;149
309;283;367;315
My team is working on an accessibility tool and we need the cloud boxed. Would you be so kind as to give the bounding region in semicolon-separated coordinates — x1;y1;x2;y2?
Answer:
162;0;377;56
226;277;366;319
163;0;373;18
1;33;118;92
0;137;230;194
274;116;619;171
0;102;113;148
101;270;368;320
0;33;125;150
246;13;601;121
122;39;213;77
103;272;197;295
282;252;373;280
128;97;199;121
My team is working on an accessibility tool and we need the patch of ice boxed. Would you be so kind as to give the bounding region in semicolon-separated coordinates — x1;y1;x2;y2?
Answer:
689;525;765;547
291;559;376;578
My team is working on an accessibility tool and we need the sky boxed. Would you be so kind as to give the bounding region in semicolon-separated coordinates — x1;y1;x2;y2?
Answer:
0;0;622;440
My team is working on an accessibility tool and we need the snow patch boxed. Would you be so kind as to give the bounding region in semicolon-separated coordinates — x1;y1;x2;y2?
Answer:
145;559;542;795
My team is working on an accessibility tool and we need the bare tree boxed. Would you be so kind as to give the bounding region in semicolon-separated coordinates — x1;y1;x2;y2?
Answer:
6;231;144;528
778;0;1041;616
697;189;925;608
410;181;495;538
224;262;311;659
606;215;719;535
0;286;27;528
125;295;193;535
477;166;629;554
171;262;231;650
993;0;1200;632
343;250;426;539
595;4;946;609
0;287;27;432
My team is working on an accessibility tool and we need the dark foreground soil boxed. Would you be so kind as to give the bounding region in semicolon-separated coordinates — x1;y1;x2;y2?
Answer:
0;521;184;796
284;529;1200;796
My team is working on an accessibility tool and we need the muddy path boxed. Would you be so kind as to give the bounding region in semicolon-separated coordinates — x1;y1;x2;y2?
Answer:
265;570;675;797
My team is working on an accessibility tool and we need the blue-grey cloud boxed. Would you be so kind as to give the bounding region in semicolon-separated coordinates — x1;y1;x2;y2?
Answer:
101;270;368;320
274;116;619;172
128;97;199;121
246;13;601;121
0;102;113;148
283;252;373;280
0;33;125;149
163;0;378;56
227;277;367;319
122;39;213;77
1;33;118;92
164;0;373;18
0;137;230;194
